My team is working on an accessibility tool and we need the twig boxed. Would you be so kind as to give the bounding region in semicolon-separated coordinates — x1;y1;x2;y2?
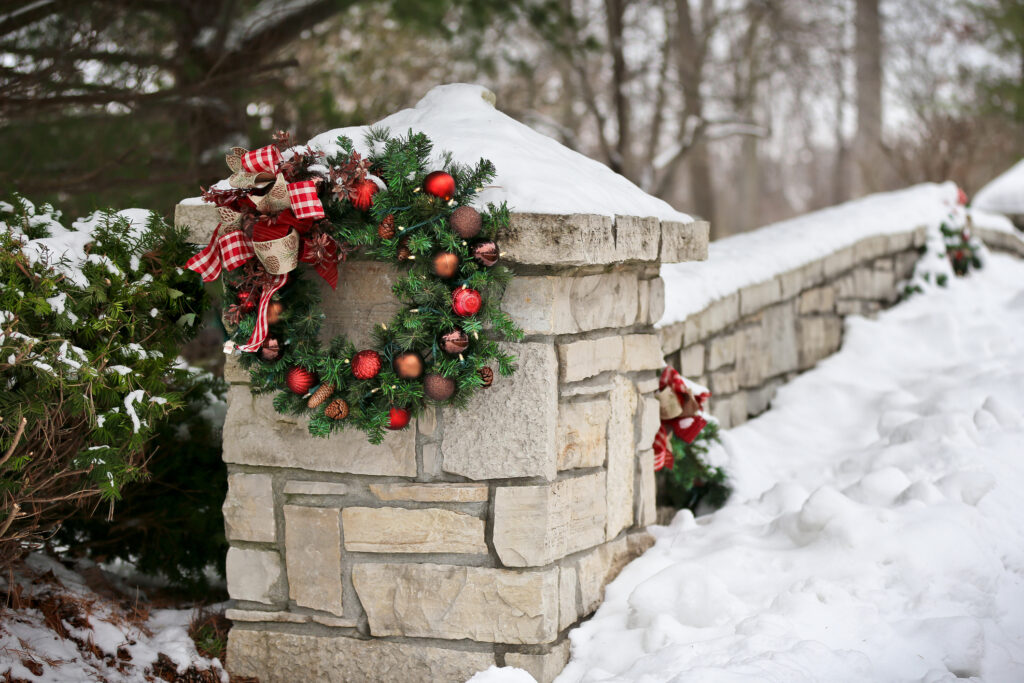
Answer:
0;503;21;539
0;417;26;469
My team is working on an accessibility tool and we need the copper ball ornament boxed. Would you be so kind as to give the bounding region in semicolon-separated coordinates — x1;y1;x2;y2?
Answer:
478;366;494;388
259;336;283;363
450;206;482;239
387;406;412;430
286;366;317;395
266;300;284;325
393;351;424;380
440;329;470;355
325;398;349;420
432;252;459;279
452;287;483;317
471;240;499;267
423;373;456;402
423;171;456;200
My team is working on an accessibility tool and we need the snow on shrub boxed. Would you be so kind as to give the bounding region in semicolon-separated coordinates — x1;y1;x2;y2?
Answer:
904;200;986;296
0;196;206;567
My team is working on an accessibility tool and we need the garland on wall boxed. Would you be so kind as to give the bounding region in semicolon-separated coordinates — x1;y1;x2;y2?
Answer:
186;129;523;444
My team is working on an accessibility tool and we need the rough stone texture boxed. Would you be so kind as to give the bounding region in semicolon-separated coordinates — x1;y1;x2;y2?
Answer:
661;220;710;263
318;262;403;349
746;379;783;416
614;215;660;261
711;393;748;430
798;315;843;369
637;396;660;450
557;400;610;470
687;293;739;341
283;480;349;496
739;279;782;316
223;386;416;476
679;343;705;377
558;336;624;383
559;567;579;631
342;507;487;554
606;376;637;540
223;609;309;624
223;473;276;543
369;482;488;503
442;342;557;480
223;355;248;384
710;369;739;395
707;333;736;371
284;505;344;616
658;322;685;357
226;547;285;605
174;201;218;244
352;563;560;644
778;267;804;300
854;234;888;262
620;334;665;372
503;213;616;266
226;629;495;683
636;448;657;527
822;245;855;278
645;277;666;325
492;472;607;566
798;285;836;314
574;532;654;616
853;265;896;302
505;640;571;683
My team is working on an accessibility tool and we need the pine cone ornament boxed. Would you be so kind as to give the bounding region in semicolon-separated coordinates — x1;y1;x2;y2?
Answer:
424;374;456;402
387;406;412;430
377;214;396;240
325;398;349;420
286;367;317;395
478;366;494;388
351;350;383;380
397;238;413;262
307;383;334;409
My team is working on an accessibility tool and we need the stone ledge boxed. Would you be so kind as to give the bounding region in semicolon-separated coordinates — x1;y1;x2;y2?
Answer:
174;201;218;245
661;220;710;263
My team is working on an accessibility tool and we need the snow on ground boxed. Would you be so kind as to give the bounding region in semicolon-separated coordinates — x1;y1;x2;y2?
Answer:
0;554;227;682
659;182;962;327
552;252;1024;682
973;159;1024;217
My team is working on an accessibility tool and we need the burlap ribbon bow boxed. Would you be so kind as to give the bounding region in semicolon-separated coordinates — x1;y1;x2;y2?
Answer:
652;366;711;471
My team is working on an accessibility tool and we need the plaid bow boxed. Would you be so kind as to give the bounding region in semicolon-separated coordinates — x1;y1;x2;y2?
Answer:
652;366;711;471
287;180;325;220
237;273;289;353
185;226;255;282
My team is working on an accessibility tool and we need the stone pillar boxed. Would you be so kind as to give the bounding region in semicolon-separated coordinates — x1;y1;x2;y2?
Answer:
175;203;708;683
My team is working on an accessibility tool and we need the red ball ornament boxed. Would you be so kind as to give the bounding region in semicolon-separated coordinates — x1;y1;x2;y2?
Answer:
452;287;483;317
351;350;383;380
423;171;456;201
237;290;257;312
286;366;317;395
351;179;378;210
957;187;968;206
387;406;411;430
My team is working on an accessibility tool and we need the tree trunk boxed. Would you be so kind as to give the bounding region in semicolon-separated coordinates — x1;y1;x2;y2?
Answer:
604;0;632;180
853;0;883;196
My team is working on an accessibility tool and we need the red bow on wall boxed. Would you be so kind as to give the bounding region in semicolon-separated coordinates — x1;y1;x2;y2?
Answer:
652;366;711;471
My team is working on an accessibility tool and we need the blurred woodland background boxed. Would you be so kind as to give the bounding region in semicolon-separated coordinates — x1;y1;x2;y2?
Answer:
1;0;1022;239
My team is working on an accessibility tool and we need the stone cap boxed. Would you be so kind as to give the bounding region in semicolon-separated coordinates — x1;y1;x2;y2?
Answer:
174;201;709;266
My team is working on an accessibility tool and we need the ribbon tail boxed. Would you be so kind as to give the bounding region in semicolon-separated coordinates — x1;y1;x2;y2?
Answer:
676;414;708;444
653;425;672;472
237;274;288;352
185;225;223;282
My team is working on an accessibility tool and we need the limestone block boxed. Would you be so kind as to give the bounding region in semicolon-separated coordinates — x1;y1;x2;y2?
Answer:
761;302;799;379
621;334;665;373
822;245;855;278
777;267;804;300
223;386;416;476
174;201;218;245
636;448;657;527
854;234;888;262
707;333;736;371
492;472;607;566
739;279;782;317
691;293;739;341
835;272;858;299
874;256;894;271
559;567;578;631
368;482;488;503
224;609;310;625
573;534;654;615
658;322;686;356
318;262;403;349
284;505;344;616
886;230;915;253
417;405;438;437
502;272;639;335
854;266;896;302
342;507;487;554
798;316;843;369
913;225;928;247
895;250;920;279
283;480;349;496
226;629;495;683
614;215;660;262
226;547;285;605
606;376;637;540
557;400;610;470
560;377;616;398
710;369;739;396
506;641;571;683
746;380;781;417
837;299;881;317
352;563;560;644
558;336;624;383
638;396;660;450
661;220;710;263
644;277;666;325
679;343;705;377
798;285;836;314
223;473;276;543
442;342;558;480
635;374;659;395
503;213;616;266
735;325;767;388
224;355;248;384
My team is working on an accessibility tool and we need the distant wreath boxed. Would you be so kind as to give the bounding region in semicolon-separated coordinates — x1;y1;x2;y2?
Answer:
186;129;522;443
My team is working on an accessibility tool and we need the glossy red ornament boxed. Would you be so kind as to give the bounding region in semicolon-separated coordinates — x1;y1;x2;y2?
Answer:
286;366;317;395
423;171;456;200
452;287;483;317
351;179;378;210
387;406;411;430
351;349;383;380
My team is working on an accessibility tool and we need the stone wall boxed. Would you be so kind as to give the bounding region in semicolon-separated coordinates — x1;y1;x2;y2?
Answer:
176;203;708;683
657;227;927;429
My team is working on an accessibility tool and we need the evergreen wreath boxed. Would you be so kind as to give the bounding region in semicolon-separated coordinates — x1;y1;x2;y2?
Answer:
188;128;523;444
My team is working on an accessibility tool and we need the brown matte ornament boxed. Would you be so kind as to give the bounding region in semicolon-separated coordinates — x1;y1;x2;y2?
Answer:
307;383;334;409
440;329;469;355
259;336;283;363
432;252;459;278
450;206;482;239
423;373;456;401
392;351;424;380
325;398;349;420
266;301;284;325
471;240;499;267
478;366;494;388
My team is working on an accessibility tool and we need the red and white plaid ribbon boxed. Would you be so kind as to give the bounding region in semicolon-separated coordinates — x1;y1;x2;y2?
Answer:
185;226;255;282
287;179;325;219
237;273;289;353
653;366;710;471
241;145;282;175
